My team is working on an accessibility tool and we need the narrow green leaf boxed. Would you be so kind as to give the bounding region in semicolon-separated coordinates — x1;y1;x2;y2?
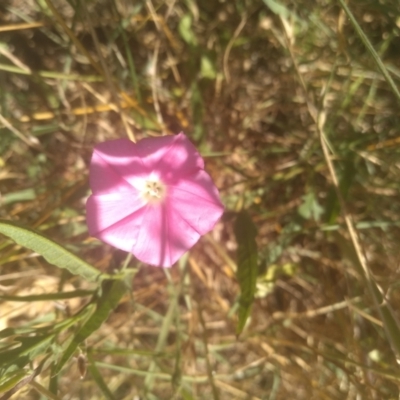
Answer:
0;290;94;302
93;347;168;358
87;352;115;400
0;220;102;282
0;302;94;340
262;0;291;18
0;371;28;394
2;189;35;205
0;356;50;399
261;0;302;24
234;211;258;335
54;279;127;375
0;334;55;376
181;388;196;400
0;62;103;82
337;0;400;104
48;364;58;396
29;380;60;400
144;274;179;392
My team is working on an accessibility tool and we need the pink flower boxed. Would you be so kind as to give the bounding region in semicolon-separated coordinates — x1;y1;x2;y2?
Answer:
86;133;224;267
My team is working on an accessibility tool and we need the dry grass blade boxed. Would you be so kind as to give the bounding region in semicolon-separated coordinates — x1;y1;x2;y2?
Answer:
223;14;247;83
80;1;136;142
337;0;400;104
0;22;44;32
318;111;400;362
0;114;39;147
279;13;400;363
2;0;400;398
42;0;103;75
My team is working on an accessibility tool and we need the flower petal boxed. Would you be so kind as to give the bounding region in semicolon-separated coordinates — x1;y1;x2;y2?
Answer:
131;203;174;267
168;170;224;234
90;134;204;191
132;170;224;267
90;139;149;194
86;191;145;240
132;198;209;268
135;133;204;183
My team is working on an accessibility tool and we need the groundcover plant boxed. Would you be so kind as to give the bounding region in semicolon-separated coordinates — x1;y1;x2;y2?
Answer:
1;0;400;399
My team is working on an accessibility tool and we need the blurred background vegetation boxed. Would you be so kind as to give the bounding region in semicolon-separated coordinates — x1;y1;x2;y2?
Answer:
1;0;400;399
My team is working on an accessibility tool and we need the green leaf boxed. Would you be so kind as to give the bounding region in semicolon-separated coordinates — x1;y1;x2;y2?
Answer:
0;371;28;394
87;352;115;400
0;289;94;302
0;334;55;376
2;189;35;205
0;220;102;282
234;211;258;335
53;279;128;375
262;0;291;18
200;56;217;79
0;303;93;341
0;357;51;399
324;159;355;224
178;14;198;46
190;81;204;141
298;192;324;221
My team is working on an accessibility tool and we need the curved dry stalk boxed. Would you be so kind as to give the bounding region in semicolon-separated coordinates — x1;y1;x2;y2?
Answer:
223;14;247;83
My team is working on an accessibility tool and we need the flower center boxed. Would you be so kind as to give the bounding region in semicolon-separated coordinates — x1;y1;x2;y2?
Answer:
142;180;166;204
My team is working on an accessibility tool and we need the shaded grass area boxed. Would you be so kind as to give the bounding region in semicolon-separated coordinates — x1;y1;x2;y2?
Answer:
1;0;400;398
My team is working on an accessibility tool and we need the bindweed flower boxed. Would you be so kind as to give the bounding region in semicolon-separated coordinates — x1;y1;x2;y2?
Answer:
86;133;224;267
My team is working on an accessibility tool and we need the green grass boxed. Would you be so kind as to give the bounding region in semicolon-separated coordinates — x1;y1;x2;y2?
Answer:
1;0;400;398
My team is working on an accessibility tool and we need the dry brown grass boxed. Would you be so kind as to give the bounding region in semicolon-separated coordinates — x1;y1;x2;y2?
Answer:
1;0;400;399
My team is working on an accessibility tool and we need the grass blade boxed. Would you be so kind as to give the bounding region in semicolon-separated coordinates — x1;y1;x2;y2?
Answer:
234;210;258;335
337;0;400;103
0;290;94;302
87;352;115;400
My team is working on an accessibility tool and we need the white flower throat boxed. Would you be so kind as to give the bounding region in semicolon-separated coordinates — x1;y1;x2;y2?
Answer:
141;180;166;204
